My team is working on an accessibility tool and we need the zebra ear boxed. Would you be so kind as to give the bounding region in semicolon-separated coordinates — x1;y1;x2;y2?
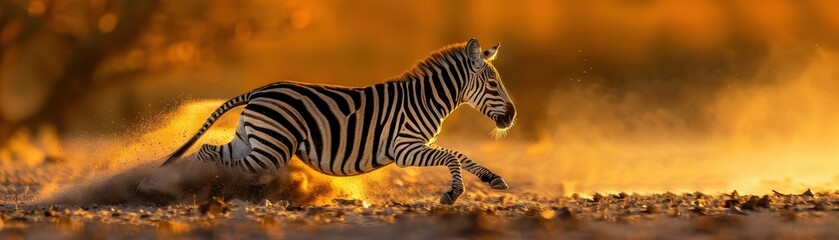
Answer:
466;38;484;64
482;42;499;61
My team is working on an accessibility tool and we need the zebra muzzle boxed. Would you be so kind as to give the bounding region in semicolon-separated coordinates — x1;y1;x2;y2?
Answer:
495;102;517;129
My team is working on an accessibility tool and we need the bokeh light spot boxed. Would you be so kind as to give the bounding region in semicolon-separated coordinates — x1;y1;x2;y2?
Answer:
98;13;118;33
291;10;311;30
28;1;46;16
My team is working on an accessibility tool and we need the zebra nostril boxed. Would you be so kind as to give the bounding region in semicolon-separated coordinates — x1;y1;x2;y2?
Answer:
493;102;517;129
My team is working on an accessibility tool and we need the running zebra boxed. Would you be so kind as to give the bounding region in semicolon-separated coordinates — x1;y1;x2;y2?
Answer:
152;39;516;205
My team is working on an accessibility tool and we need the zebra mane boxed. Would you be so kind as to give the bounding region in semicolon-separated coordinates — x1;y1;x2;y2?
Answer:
388;43;467;83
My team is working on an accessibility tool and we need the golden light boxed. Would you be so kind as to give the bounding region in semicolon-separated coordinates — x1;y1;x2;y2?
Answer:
98;13;118;33
27;1;46;16
167;42;196;64
3;0;839;207
290;10;311;30
234;21;253;41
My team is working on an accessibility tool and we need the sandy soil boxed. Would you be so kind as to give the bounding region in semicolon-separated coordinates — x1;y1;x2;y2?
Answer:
2;160;839;240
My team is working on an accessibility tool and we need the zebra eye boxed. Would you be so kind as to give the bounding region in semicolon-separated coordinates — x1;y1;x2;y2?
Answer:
487;80;498;88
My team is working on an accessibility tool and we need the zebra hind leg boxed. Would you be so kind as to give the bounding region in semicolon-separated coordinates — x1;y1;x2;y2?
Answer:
196;128;251;167
196;144;221;162
226;125;297;173
197;143;243;167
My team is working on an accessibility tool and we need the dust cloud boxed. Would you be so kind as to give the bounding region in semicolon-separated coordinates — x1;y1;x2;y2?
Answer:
436;47;839;196
33;100;380;206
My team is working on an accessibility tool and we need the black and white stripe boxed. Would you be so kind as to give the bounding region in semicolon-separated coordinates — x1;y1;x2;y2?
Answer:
159;38;517;205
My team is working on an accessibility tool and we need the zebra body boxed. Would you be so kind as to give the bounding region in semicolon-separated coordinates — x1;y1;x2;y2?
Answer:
155;39;516;204
204;81;410;176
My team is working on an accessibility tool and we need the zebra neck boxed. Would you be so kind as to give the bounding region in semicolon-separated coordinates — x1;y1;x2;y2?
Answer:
399;73;461;133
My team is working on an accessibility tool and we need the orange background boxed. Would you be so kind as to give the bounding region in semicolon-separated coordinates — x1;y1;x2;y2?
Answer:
2;0;839;195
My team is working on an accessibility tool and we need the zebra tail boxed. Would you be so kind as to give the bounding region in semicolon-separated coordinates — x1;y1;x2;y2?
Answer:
160;92;251;167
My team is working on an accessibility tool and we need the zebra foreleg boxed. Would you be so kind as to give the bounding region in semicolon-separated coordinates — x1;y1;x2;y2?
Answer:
395;143;464;205
462;159;509;190
430;145;509;190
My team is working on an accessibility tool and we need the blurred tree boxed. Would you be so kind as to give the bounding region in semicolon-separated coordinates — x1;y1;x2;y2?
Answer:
0;0;836;165
0;0;158;149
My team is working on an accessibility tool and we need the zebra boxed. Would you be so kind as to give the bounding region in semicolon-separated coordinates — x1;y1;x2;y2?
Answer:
147;38;516;205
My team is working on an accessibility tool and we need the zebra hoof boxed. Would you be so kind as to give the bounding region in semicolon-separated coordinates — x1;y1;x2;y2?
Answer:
440;192;455;205
490;178;509;190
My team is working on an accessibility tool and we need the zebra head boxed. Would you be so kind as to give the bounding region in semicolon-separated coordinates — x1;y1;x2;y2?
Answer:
462;39;517;134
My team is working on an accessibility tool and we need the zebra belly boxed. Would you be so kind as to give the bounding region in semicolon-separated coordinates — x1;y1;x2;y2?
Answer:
295;141;393;176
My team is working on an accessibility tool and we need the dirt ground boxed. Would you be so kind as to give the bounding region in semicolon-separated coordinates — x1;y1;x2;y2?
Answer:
2;161;839;240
